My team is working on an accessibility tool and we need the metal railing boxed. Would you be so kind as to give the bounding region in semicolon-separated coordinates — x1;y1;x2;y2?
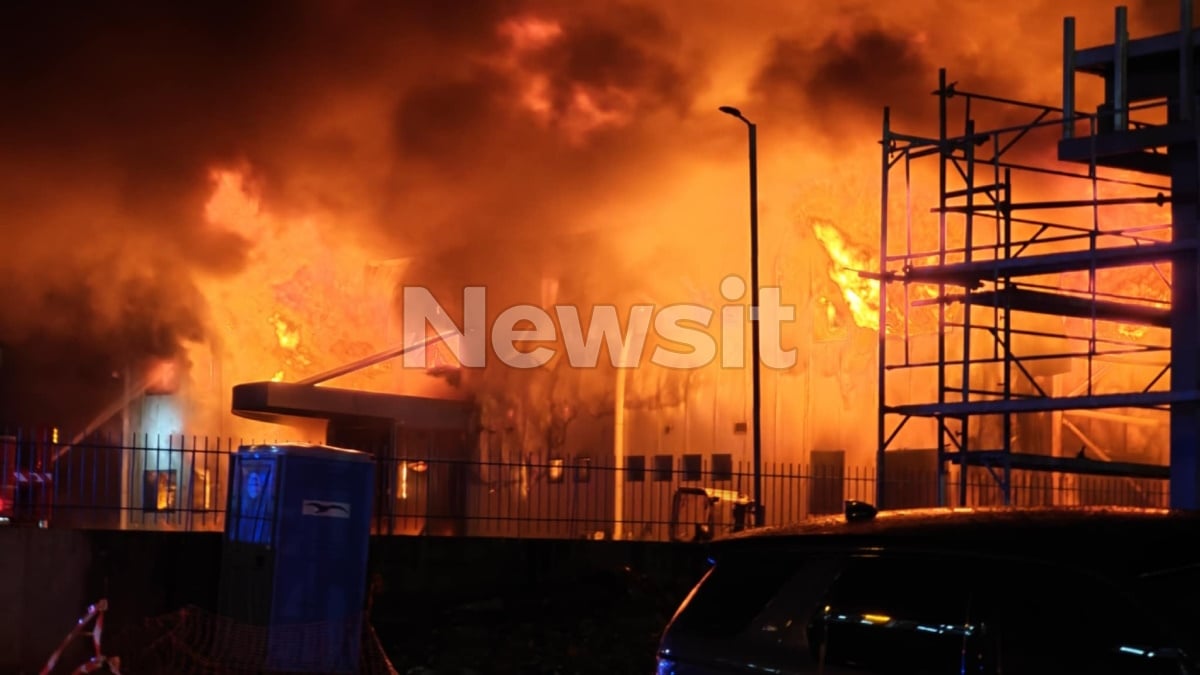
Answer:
0;431;1170;541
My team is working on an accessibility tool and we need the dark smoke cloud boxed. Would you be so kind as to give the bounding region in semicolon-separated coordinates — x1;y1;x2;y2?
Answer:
742;1;1186;189
750;26;932;132
384;2;702;256
521;4;693;118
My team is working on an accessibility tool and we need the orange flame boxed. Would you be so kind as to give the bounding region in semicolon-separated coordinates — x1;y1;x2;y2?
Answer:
1117;324;1147;340
190;166;436;435
812;221;880;331
271;313;300;350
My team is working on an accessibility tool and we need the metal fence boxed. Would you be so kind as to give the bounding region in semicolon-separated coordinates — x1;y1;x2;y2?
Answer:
0;431;1170;541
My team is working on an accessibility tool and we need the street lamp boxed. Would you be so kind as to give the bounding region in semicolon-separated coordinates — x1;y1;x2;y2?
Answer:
719;105;764;528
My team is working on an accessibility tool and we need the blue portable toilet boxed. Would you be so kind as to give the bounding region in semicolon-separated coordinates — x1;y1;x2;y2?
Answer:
218;443;375;673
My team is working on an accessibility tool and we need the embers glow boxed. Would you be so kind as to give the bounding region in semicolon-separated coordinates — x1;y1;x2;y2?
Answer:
271;314;300;350
1117;324;1147;339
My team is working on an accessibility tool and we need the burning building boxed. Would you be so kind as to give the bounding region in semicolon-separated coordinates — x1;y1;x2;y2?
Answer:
0;1;1192;534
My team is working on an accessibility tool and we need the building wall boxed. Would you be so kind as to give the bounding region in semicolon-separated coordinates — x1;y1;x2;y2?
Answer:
122;252;1170;536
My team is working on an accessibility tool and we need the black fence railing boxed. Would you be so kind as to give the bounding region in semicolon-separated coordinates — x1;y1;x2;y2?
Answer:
0;431;1171;540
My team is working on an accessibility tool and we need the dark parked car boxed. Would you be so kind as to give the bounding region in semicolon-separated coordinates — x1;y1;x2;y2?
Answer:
656;503;1200;674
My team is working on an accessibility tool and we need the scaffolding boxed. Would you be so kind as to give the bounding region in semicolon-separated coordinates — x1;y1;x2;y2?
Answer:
876;2;1200;509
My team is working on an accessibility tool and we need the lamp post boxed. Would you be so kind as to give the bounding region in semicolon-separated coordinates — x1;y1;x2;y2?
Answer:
719;105;764;528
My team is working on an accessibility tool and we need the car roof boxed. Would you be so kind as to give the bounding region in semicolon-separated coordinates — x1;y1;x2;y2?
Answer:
711;506;1200;577
720;505;1191;538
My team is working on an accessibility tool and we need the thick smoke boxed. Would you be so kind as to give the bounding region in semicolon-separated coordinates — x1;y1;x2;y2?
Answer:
745;0;1191;138
750;25;933;135
0;0;1178;429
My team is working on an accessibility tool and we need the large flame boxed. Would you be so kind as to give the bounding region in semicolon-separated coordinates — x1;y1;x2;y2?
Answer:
38;1;1165;472
187;169;420;436
811;220;942;335
812;221;880;331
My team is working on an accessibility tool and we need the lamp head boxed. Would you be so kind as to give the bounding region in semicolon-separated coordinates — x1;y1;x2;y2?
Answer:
718;105;743;118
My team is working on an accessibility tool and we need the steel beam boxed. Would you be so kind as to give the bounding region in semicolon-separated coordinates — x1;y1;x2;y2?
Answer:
945;287;1170;328
877;107;892;509
1060;123;1197;164
1073;24;1200;75
232;381;472;430
942;450;1169;479
937;195;1168;213
1181;0;1194;122
1115;6;1129;131
900;240;1190;287
1064;408;1165;426
887;389;1199;417
296;331;459;386
1064;17;1076;139
1169;113;1200;509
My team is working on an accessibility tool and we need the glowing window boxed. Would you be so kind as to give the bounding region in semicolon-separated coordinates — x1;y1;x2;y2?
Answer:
191;468;212;511
142;470;177;513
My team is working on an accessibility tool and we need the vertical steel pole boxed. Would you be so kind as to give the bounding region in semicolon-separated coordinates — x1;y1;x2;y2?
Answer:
748;121;764;526
1114;6;1129;131
877;107;891;509
1182;0;1194;122
959;118;975;507
937;69;949;507
1064;17;1076;138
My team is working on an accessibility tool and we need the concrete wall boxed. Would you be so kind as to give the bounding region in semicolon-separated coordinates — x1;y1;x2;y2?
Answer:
0;527;706;675
0;527;221;675
0;528;90;675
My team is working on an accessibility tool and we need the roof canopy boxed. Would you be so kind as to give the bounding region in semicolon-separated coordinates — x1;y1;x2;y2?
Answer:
232;381;472;431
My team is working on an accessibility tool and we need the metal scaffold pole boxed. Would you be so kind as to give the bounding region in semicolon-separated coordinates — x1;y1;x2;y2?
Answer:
877;2;1192;510
877;106;891;509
